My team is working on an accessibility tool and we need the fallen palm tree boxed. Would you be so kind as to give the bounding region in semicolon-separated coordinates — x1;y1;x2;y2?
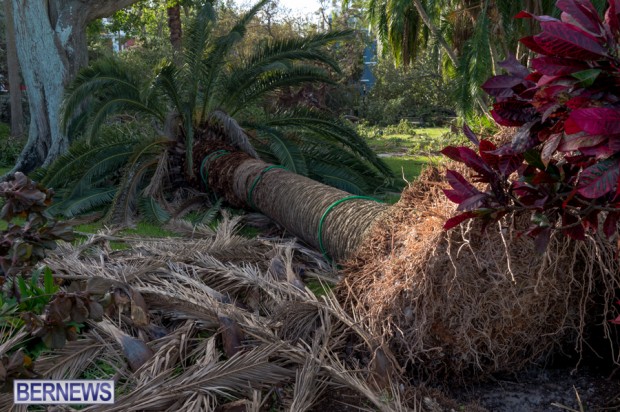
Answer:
194;137;620;382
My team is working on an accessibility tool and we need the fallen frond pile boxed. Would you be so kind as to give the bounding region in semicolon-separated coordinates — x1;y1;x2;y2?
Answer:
1;216;441;411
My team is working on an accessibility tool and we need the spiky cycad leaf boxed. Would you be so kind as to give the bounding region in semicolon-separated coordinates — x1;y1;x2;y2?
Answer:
193;198;223;226
40;132;142;189
308;161;370;194
226;66;335;114
139;196;172;224
261;108;393;178
256;127;307;175
56;188;117;218
106;158;159;226
62;58;165;141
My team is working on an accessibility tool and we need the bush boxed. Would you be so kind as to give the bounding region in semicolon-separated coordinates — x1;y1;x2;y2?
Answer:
442;0;620;250
0;122;24;168
359;54;456;126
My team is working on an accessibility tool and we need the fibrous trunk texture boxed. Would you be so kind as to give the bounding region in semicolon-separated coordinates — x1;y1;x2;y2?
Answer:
195;142;388;262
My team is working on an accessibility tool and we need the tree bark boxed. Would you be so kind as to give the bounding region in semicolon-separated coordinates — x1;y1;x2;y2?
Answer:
167;2;183;61
4;0;23;138
6;0;139;175
196;143;388;262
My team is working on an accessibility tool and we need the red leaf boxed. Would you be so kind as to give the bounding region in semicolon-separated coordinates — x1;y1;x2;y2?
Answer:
577;157;620;198
443;212;477;230
536;21;608;60
499;154;525;177
441;146;463;162
568;108;620;135
610;314;620;325
498;55;531;78
515;11;559;22
541;133;562;166
520;35;554;55
492;101;538;127
605;0;620;37
444;170;481;204
562;212;586;240
463;123;479;146
566;96;593;109
582;210;600;232
531;56;590;76
556;0;604;36
557;133;606;152
603;211;620;238
482;75;525;98
479;139;499;169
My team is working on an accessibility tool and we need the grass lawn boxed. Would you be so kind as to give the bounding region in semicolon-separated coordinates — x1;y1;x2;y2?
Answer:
364;126;457;155
383;155;438;183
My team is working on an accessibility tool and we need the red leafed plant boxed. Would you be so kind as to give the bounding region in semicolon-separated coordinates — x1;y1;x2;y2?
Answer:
442;0;620;251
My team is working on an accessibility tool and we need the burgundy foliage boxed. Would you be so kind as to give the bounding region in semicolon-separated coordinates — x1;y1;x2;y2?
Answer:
443;0;620;252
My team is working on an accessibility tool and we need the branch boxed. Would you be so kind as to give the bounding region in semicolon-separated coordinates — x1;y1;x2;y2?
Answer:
75;0;141;21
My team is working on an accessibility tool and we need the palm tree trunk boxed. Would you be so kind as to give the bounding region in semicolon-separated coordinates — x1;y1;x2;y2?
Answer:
196;144;388;262
412;0;458;67
167;2;183;64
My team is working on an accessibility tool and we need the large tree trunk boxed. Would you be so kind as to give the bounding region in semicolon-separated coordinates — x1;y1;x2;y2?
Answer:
195;143;388;262
7;0;139;175
4;0;23;138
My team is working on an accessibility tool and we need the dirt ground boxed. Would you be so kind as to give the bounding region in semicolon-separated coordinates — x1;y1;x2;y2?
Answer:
445;365;620;411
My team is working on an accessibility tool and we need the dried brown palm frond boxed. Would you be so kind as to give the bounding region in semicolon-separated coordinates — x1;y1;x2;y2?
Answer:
96;343;293;412
288;349;326;412
210;110;259;159
163;218;215;237
34;336;103;379
0;327;27;357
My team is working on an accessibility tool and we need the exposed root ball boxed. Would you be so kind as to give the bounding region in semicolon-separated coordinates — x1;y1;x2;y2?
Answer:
339;167;620;380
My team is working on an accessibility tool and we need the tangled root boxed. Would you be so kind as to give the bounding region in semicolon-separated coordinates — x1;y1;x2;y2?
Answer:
339;167;620;381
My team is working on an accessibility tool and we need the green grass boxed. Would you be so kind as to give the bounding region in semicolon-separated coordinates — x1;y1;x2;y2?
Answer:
363;126;453;154
383;155;436;183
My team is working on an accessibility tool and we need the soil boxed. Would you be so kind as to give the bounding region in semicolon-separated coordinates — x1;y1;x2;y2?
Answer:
312;364;620;411
445;365;620;412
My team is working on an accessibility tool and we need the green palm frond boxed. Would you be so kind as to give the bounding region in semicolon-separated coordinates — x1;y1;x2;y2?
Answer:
152;61;184;116
106;158;159;226
85;99;165;142
55;188;118;218
256;127;308;175
454;0;492;117
307;161;370;195
260;108;393;178
139;196;172;224
62;58;164;140
227;66;335;114
198;0;270;118
40;132;142;189
240;30;353;75
193;198;223;226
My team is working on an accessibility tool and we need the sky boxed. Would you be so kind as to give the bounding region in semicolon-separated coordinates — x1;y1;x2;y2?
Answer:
279;0;324;16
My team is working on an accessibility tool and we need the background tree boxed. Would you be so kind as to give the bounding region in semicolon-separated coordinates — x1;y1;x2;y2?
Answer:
3;0;22;138
353;0;612;117
6;0;141;176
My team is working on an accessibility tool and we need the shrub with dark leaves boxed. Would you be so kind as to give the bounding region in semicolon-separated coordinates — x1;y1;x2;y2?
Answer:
0;172;74;279
442;0;620;251
0;173;103;353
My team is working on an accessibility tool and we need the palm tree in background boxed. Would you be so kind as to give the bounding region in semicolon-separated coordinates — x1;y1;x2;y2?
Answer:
39;0;394;224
